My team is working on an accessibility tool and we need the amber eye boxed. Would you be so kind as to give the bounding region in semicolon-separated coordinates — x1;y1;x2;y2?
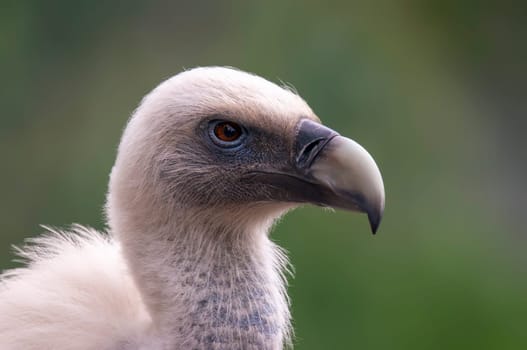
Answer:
210;121;244;146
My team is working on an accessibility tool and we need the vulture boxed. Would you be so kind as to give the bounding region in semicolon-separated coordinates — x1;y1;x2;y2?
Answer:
0;67;384;350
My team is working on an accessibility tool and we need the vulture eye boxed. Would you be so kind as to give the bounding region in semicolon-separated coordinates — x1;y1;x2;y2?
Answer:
209;120;245;147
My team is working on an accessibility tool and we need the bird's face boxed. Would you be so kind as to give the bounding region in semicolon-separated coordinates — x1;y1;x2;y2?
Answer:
111;67;384;233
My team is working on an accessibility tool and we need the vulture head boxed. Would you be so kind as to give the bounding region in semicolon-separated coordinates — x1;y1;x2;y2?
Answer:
105;67;385;349
108;67;383;235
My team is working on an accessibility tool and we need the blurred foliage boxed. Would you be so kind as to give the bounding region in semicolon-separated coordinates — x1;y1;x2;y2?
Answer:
1;1;526;349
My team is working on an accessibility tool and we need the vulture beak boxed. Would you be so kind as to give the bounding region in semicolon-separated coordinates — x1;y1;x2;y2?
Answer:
291;119;385;234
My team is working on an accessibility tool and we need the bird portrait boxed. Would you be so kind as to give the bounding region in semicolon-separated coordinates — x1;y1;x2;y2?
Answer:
0;67;384;350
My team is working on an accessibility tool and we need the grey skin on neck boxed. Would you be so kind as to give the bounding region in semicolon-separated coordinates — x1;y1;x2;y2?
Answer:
115;207;291;350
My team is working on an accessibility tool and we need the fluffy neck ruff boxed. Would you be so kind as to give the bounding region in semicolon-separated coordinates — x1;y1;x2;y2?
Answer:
114;207;292;350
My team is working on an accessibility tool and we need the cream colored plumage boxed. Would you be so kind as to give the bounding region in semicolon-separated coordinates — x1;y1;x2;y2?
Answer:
0;67;384;350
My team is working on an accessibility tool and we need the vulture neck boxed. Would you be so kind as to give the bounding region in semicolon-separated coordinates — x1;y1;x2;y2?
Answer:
119;207;291;350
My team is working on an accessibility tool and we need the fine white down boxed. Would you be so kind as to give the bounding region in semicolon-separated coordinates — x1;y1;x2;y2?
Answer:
0;226;150;350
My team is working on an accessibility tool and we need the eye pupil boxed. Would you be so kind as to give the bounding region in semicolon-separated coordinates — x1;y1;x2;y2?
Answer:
223;124;237;138
214;122;241;142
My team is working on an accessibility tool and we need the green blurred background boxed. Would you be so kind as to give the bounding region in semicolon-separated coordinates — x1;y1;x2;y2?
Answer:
1;1;526;349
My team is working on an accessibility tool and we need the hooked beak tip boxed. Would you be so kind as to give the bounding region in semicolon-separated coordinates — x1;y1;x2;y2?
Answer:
368;207;383;235
309;133;385;235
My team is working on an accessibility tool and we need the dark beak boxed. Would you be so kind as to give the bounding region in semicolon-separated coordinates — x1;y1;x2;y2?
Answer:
246;119;385;234
293;119;385;233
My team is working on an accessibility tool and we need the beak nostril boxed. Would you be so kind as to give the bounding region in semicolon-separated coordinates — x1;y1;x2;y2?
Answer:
293;119;339;172
303;139;322;155
296;138;326;169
